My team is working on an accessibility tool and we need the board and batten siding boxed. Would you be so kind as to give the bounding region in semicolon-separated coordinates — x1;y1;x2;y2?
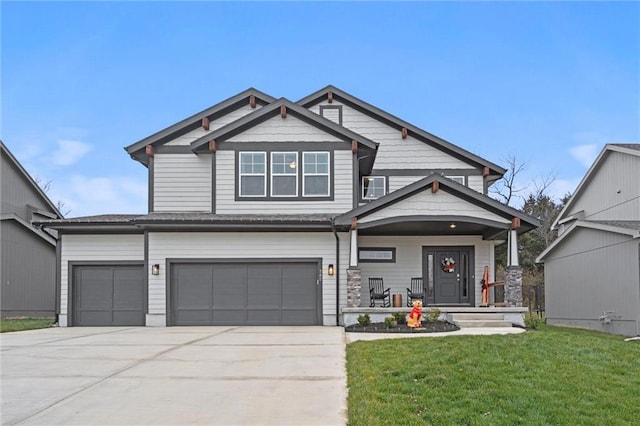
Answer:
153;153;211;212
564;151;640;222
309;101;474;170
165;104;261;146
215;150;353;214
544;227;640;336
359;189;511;225
357;235;492;307
227;114;343;143
59;234;144;327
147;232;350;326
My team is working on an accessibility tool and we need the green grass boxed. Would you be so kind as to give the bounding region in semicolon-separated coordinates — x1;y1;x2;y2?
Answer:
347;325;640;425
0;317;55;333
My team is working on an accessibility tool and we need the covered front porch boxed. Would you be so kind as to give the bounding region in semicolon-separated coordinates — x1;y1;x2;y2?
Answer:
334;175;539;324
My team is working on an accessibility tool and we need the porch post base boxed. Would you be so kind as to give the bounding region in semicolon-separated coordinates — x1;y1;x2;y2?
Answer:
505;266;523;307
346;267;362;308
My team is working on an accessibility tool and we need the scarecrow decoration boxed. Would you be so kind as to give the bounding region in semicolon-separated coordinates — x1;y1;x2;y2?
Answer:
407;300;423;328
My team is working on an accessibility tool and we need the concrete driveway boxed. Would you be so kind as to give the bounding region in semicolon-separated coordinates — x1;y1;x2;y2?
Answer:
1;326;347;426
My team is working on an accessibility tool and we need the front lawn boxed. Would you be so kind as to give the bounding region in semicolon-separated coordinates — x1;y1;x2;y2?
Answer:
1;317;55;333
347;325;640;425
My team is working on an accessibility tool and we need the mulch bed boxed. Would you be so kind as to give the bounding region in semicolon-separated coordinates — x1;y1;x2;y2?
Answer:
344;321;459;333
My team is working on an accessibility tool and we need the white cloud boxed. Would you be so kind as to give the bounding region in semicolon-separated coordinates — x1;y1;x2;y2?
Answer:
548;177;582;201
49;174;147;217
569;144;599;168
51;140;92;166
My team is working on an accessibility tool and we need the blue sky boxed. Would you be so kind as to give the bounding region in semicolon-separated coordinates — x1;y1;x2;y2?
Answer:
2;1;638;217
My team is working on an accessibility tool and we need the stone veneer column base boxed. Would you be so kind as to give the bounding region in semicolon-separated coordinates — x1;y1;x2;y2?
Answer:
346;267;362;308
505;266;523;307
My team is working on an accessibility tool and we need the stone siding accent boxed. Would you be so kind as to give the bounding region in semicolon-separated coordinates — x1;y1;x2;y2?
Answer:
505;266;523;307
346;267;362;308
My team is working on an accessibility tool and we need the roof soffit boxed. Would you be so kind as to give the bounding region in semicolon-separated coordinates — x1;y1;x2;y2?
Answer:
297;85;506;176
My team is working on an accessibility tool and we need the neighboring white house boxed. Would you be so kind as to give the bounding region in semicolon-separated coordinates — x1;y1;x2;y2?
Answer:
38;86;538;327
537;144;640;336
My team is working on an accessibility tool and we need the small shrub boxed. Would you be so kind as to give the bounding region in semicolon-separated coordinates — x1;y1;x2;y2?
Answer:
524;313;541;329
392;312;407;324
424;308;441;323
357;314;371;327
384;316;398;328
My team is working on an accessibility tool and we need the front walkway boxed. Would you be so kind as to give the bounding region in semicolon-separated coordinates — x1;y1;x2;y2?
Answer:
346;326;525;342
1;326;346;426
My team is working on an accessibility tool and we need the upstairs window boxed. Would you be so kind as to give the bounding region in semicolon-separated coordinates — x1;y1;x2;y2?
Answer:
271;152;298;197
239;152;266;197
362;176;386;200
303;152;330;196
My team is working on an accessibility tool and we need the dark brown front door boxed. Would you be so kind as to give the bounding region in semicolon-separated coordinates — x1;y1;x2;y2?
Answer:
423;247;474;305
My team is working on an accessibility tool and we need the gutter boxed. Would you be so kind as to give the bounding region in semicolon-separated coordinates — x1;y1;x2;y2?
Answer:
331;218;340;326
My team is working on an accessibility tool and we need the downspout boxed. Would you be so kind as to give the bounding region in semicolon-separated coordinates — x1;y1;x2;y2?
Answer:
331;218;340;326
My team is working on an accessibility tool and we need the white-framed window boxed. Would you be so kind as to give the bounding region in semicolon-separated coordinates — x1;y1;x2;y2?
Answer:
447;176;465;185
271;152;298;197
362;176;386;200
303;152;330;196
239;152;266;197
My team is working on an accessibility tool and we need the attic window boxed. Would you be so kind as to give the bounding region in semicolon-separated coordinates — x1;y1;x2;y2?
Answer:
447;176;465;185
319;105;342;126
362;176;386;200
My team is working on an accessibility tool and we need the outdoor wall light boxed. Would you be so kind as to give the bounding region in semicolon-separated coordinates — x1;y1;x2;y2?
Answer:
449;223;457;229
152;264;160;275
328;264;335;276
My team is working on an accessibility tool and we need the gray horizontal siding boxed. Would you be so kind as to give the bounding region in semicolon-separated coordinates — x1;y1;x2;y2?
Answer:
153;154;212;212
544;227;640;336
566;151;640;221
227;114;343;143
1;221;56;317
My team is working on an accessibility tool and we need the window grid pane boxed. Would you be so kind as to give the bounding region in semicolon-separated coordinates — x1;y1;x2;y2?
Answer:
271;152;298;197
362;176;385;199
303;152;330;196
239;152;266;196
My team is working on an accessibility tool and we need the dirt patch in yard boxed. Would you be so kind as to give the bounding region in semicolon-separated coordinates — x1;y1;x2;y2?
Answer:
345;321;459;333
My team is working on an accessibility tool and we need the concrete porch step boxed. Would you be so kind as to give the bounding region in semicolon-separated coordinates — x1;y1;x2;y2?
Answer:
450;313;505;321
454;320;513;328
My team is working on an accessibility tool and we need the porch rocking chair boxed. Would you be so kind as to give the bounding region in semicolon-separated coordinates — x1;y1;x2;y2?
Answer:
406;277;426;307
369;277;391;307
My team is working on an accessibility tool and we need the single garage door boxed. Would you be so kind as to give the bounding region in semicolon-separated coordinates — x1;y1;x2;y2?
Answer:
72;265;145;326
170;262;320;326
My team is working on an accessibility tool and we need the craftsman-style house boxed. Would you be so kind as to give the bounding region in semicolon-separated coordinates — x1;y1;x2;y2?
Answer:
38;86;538;327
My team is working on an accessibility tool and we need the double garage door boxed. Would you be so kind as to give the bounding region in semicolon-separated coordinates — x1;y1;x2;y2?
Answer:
170;261;320;326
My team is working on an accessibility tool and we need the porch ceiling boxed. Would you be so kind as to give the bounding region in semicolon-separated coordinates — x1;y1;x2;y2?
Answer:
357;216;513;239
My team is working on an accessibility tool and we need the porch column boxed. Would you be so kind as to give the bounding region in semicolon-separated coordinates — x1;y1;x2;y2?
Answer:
346;222;361;307
505;219;523;307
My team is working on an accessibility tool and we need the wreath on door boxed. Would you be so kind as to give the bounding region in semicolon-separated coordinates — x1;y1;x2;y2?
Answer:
441;257;456;273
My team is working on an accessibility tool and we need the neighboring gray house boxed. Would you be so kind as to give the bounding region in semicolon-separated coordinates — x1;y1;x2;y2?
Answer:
37;86;538;327
537;144;640;336
1;141;62;317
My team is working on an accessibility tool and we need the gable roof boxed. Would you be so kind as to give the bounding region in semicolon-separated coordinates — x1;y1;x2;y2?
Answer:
551;143;640;230
536;219;640;262
190;98;380;173
0;141;63;219
297;85;506;178
335;174;539;237
125;88;276;165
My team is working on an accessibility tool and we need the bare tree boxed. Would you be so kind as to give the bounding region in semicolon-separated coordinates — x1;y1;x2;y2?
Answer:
34;175;71;216
489;154;527;206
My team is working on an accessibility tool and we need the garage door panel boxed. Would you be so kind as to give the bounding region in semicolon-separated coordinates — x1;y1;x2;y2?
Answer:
73;265;145;326
176;265;211;309
212;265;246;309
247;265;281;308
171;262;319;326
